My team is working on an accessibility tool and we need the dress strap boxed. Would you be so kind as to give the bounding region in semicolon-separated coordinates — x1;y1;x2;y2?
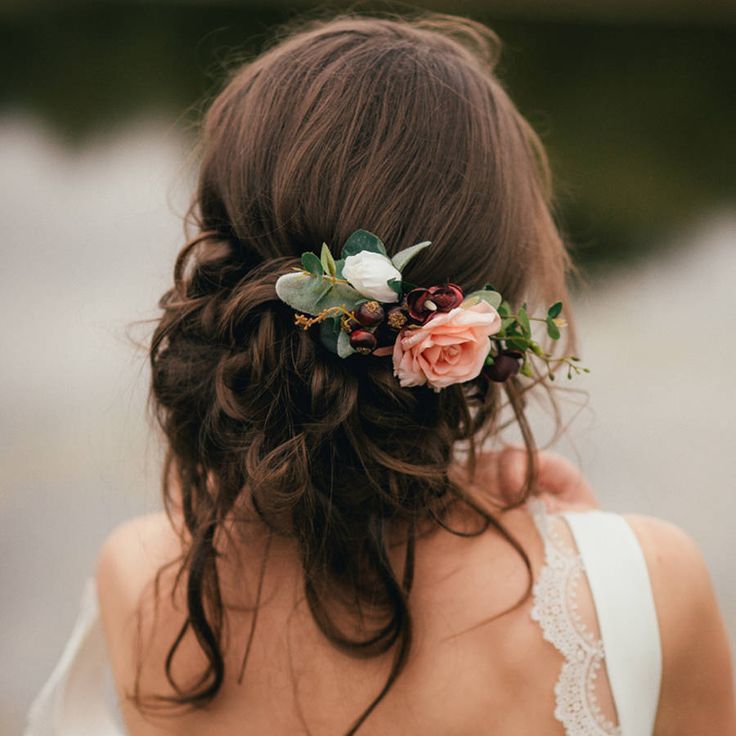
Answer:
560;510;662;736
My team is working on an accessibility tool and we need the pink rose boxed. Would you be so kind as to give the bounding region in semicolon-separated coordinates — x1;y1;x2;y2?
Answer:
392;301;501;391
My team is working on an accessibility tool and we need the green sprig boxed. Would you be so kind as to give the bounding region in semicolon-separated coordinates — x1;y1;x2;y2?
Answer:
487;297;589;381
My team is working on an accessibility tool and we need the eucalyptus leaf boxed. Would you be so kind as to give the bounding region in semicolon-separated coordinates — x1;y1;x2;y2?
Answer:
337;329;356;358
301;251;323;276
320;242;337;276
313;281;333;304
391;240;432;272
547;301;563;319
341;230;387;258
319;318;357;358
319;318;340;353
275;272;362;316
462;289;502;310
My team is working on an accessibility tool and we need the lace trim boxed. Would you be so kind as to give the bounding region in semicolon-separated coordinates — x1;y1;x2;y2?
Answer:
528;499;621;736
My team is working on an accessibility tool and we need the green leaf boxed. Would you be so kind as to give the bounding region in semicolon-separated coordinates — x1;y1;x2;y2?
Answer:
483;283;497;292
507;337;529;351
391;240;432;272
485;354;495;366
334;258;345;278
461;289;502;310
319;318;340;353
313;281;333;304
520;359;534;378
517;305;531;337
341;230;387;259
275;272;362;316
337;329;356;358
387;278;404;296
301;251;323;276
319;318;356;357
546;316;561;340
497;301;512;317
501;317;516;330
547;301;563;319
320;242;337;276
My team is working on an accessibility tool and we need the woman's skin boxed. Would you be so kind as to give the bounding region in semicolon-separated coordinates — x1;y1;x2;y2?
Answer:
96;449;736;735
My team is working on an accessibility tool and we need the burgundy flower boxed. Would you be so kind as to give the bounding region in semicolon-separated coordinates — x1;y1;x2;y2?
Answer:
406;283;464;323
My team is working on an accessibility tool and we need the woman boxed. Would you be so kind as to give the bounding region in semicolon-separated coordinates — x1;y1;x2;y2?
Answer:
26;12;735;735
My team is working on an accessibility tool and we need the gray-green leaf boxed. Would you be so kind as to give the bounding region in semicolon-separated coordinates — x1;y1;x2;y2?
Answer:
275;272;362;316
337;329;356;358
391;240;432;272
320;242;337;276
461;289;503;310
319;318;356;357
301;251;323;276
341;230;387;259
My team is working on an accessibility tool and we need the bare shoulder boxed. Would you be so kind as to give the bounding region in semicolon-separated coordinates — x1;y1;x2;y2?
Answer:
95;512;183;610
622;513;736;735
95;512;184;677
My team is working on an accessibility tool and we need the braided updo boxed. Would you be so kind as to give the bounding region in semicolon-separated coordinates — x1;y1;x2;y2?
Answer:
144;12;577;734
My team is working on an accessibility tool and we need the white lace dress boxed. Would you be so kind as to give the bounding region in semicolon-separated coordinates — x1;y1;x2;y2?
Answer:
24;500;662;735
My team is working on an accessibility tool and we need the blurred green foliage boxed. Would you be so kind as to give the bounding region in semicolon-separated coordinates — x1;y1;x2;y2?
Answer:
1;2;734;268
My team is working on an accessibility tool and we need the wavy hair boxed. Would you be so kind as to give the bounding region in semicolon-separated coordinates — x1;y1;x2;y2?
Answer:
139;12;579;734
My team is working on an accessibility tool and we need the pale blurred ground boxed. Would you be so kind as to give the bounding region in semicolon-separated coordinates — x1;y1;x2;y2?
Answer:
0;114;734;734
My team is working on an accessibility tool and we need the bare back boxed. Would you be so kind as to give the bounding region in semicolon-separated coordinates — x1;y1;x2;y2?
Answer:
99;501;618;735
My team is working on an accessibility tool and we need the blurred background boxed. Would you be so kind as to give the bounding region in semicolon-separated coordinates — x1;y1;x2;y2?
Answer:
1;0;734;732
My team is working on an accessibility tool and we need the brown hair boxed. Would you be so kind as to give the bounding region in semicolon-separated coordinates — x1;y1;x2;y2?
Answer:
143;11;578;734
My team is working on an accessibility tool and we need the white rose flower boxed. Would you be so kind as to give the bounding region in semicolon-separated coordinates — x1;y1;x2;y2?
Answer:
342;251;402;303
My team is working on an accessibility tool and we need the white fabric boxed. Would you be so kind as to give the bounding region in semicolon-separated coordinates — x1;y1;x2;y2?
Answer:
24;577;125;736
25;504;662;736
529;499;621;734
561;508;662;736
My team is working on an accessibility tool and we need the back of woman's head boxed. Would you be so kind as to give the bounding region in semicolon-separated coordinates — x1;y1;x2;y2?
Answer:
147;12;577;733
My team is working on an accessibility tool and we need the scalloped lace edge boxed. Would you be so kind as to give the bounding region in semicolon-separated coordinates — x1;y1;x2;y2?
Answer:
527;498;621;736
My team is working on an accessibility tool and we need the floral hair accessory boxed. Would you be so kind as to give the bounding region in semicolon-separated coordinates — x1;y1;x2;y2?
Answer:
275;230;588;392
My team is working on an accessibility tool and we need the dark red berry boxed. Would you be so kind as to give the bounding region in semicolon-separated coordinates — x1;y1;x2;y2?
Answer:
355;300;385;327
349;328;378;354
487;351;522;382
386;307;408;330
